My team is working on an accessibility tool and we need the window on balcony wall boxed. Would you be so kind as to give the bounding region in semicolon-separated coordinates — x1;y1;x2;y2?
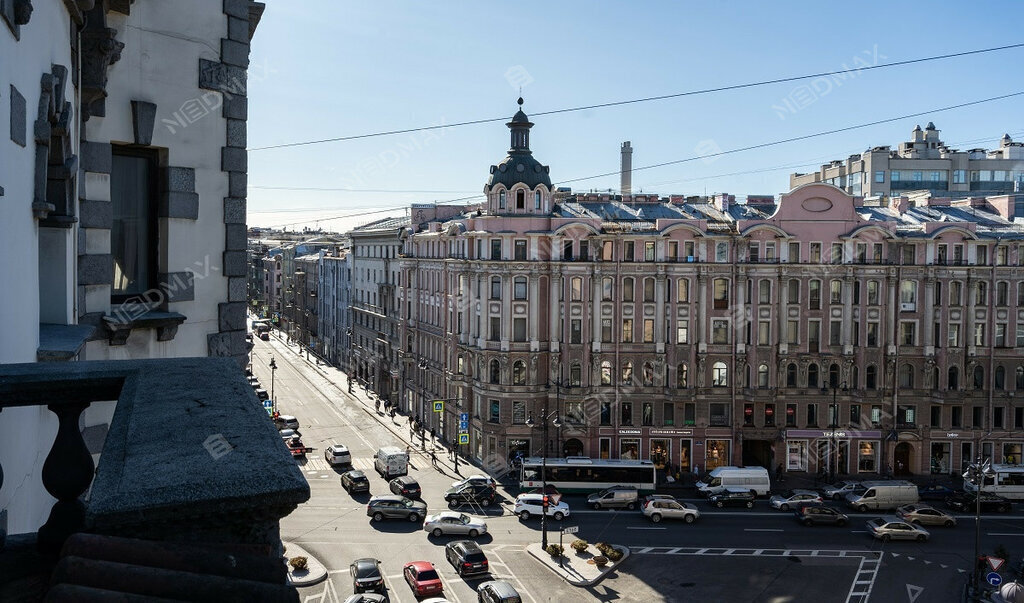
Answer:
712;319;730;344
570;277;583;301
866;365;877;389
489;359;500;384
899;364;914;389
713;278;729;309
514;240;527;260
643;319;655;343
712;362;728;387
563;240;574;261
623;277;634;302
677;320;689;344
643;278;655;302
570;319;582;344
602;277;613;300
668;241;679;260
787;279;799;302
830;243;843;264
622;319;633;343
644;241;655;261
513;318;527;342
677;364;688;388
621;361;634;385
757;364;769;388
715;242;728;262
830;280;842;304
514;277;528;300
601;241;613;261
490;239;502;260
809;280;821;309
490;276;501;300
111;149;160;301
624;241;635;261
758;280;771;304
748;242;760;262
601;361;612;386
489;317;501;341
810;243;822;263
677;278;689;302
788;242;800;263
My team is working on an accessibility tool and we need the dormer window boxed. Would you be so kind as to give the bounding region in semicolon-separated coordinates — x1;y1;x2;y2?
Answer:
534;191;541;210
516;190;525;210
498;190;506;210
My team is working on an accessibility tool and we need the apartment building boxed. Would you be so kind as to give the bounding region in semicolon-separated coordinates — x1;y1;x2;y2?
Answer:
319;247;352;369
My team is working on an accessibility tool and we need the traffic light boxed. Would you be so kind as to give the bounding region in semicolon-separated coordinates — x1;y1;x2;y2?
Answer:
542;495;549;509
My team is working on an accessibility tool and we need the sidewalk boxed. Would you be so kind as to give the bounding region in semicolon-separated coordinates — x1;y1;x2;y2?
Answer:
266;329;473;481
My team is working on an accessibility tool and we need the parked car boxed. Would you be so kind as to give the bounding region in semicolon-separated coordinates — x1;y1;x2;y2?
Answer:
367;495;427;522
444;483;496;508
794;504;849;526
342;470;370;494
945;491;1013;513
424;511;488;537
770;489;823;511
822;480;861;501
642;494;677;505
403;561;443;598
513;493;569;521
866;516;930;542
254;388;269;400
349;558;384;594
917;483;956;501
477;580;522;603
279;428;301;440
342;594;386;603
259;331;270;341
587;486;639;510
325;444;351;467
389;475;422;499
897;504;956;527
445;540;489;577
452;474;497;490
642;498;700;523
273;414;299;431
708;487;756;509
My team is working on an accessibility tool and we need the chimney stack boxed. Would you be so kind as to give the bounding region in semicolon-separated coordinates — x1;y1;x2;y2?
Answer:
620;141;632;196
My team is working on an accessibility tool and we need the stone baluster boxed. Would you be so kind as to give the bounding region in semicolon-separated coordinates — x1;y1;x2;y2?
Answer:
37;402;94;557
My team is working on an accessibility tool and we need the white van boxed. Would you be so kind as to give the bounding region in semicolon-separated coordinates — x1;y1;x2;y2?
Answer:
374;446;409;479
696;466;771;497
845;481;919;512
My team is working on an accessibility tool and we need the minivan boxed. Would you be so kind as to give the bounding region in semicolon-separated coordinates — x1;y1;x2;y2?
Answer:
374;446;409;479
587;486;639;510
696;466;771;497
845;480;919;512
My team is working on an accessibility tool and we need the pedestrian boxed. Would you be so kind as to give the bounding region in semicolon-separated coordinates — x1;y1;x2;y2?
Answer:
775;463;784;480
430;427;436;441
406;445;412;457
430;448;437;466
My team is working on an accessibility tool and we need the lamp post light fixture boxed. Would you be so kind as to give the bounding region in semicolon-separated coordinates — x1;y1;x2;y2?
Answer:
526;407;561;549
821;380;848;484
964;456;997;596
269;356;278;415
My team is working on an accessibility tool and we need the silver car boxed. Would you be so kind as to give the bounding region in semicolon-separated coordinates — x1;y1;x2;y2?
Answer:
822;480;860;501
642;499;700;523
896;504;956;527
423;511;488;537
866;516;930;542
769;489;822;511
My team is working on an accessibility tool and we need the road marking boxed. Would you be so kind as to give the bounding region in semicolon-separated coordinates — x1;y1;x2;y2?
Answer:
626;526;665;530
489;550;537;603
744;528;783;532
845;552;883;603
988;532;1024;536
311;416;320;425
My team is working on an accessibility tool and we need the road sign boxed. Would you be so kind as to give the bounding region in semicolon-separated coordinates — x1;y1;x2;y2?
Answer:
263;399;273;408
905;584;923;603
460;412;469;422
562;526;579;534
459;433;469;445
459;420;469;430
987;572;1003;587
433;401;444;412
987;557;1006;572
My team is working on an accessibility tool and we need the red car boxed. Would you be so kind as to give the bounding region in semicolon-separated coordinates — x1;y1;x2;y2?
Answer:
403;561;442;597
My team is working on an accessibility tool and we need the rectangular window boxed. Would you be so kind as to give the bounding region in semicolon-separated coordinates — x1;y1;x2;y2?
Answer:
715;242;728;262
744;403;754;426
948;323;960;347
512;401;526;425
489;399;500;423
684;403;696;426
974;323;985;346
849;404;861;426
994;407;1004;429
867;280;879;305
601;319;612;343
602;241;613;261
952;406;962;428
642;402;654;426
830;320;842;346
563;240;574;261
600;402;611;425
489;317;501;341
621;402;633;426
570;319;582;344
809;280;820;309
712;319;729;344
1016;407;1024;430
513;318;527;342
808;320;820;351
677;279;689;302
663;402;675;426
786;403;797;426
900;322;916;346
111;149;159;300
758;321;770;345
677;320;689;344
514;240;527;260
874;170;885;183
624;241;635;261
830;280;842;304
490;277;501;300
831;243;843;264
748;242;760;262
643;319;655;343
602;277;613;300
996;323;1006;347
764;242;776;261
621;319;634;343
1017;323;1024;348
514;278;527;300
972;406;983;428
713;279;729;309
902;245;915;265
788;242;800;263
570;277;583;301
810;243;821;263
668;241;678;260
490;239;502;260
867;322;878;346
806;403;818;427
684;241;695;259
930;405;942;428
644;241;655;261
643;278;655;302
953;169;965;184
787;320;799;344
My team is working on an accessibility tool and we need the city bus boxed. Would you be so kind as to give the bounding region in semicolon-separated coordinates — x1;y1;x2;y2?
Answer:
963;464;1024;500
519;456;657;494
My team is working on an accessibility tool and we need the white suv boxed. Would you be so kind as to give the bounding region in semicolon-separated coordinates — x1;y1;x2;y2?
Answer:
513;493;570;521
642;498;700;523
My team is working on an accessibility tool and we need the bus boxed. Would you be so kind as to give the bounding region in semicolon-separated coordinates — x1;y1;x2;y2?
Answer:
963;464;1024;500
519;456;657;494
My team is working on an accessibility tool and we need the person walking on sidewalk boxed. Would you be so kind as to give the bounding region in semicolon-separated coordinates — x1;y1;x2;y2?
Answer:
430;448;437;466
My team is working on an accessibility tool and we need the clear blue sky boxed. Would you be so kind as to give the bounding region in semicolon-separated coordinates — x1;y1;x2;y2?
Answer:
246;1;1024;231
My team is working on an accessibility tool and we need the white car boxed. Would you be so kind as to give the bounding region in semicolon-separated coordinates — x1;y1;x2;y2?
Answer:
769;489;823;511
325;444;351;466
451;474;496;489
642;498;700;523
423;511;488;538
514;493;570;521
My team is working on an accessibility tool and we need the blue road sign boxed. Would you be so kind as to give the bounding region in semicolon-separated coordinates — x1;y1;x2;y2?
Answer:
459;433;469;445
459;420;469;430
263;399;273;408
460;412;469;422
987;572;1002;587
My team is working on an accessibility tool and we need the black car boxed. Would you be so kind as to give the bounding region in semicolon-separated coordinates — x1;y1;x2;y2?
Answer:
350;558;384;593
794;504;849;526
445;540;489;577
342;470;371;494
445;483;496;508
945;491;1013;513
708;488;756;509
390;475;422;499
917;483;955;501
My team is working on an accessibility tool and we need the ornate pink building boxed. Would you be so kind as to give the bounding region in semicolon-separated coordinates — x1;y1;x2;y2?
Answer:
398;102;1024;480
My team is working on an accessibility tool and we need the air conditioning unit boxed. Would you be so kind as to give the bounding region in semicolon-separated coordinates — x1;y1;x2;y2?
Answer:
899;303;915;311
686;256;695;263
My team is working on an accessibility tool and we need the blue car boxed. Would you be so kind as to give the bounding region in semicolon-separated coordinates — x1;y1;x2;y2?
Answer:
917;484;954;501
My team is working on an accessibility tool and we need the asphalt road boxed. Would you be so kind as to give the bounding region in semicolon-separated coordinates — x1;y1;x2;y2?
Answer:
250;331;1024;603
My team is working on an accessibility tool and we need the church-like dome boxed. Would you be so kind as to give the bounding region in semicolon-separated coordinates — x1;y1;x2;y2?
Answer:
485;98;551;191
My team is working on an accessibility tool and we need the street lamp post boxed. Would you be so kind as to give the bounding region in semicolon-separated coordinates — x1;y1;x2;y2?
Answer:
269;357;278;415
964;456;997;597
526;407;561;550
821;381;848;484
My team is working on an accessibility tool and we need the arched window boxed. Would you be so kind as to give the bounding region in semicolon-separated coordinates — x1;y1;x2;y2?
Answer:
643;278;655;302
569;362;582;387
512;360;526;385
807;364;819;388
757;364;769;388
489;359;500;384
949;366;959;390
899;364;914;389
600;361;612;386
677;364;688;388
829;363;840;388
786;363;797;387
642;362;655;386
712;362;728;387
758;279;771;304
830;279;842;304
516;189;525;210
534;190;541;210
973;365;985;390
1017;366;1024;390
621;361;634;385
995;366;1006;390
622;277;634;302
866;365;877;389
997;281;1009;306
498;190;506;209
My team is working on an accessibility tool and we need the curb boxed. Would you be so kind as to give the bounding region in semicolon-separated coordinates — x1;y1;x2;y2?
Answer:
526;542;629;587
283;541;327;587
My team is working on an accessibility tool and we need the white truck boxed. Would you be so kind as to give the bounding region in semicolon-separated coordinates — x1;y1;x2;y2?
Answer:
696;466;771;497
374;446;409;479
845;480;919;512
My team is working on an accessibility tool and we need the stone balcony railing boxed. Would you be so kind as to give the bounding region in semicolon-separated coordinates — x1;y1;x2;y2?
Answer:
0;358;310;598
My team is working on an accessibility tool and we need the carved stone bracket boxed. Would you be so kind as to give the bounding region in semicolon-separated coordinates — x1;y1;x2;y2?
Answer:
80;3;124;120
35;65;78;225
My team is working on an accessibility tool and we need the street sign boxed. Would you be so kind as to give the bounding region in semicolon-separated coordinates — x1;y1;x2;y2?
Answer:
459;433;469;445
263;400;273;408
459;420;469;430
433;401;444;412
987;557;1006;572
460;412;469;422
987;572;1002;587
562;526;579;534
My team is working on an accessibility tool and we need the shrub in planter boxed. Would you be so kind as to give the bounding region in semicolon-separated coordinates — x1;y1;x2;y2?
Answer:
594;542;610;555
289;556;308;572
571;539;589;553
545;544;564;557
593;555;609;567
605;547;623;562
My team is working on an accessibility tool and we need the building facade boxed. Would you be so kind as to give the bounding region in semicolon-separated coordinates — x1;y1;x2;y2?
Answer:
1;0;262;535
292;252;320;352
262;252;282;322
399;104;1024;480
319;247;352;369
791;123;1024;200
278;236;342;341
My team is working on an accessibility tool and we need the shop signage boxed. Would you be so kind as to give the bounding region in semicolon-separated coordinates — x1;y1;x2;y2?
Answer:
650;429;694;436
946;433;960;438
618;429;642;435
786;429;882;439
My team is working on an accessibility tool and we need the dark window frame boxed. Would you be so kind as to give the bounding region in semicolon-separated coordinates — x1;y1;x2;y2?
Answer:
111;146;163;304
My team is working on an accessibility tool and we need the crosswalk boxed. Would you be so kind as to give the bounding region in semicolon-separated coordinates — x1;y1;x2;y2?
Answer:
298;457;373;473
